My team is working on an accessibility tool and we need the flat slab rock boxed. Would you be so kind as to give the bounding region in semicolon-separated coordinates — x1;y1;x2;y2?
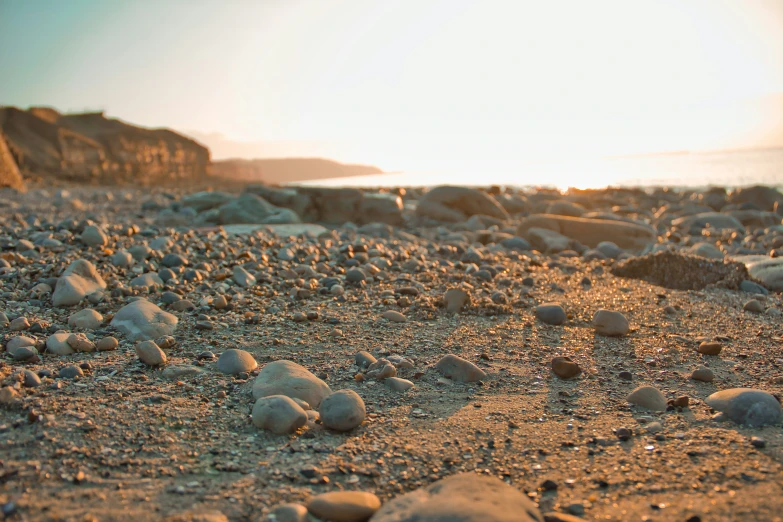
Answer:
369;472;543;521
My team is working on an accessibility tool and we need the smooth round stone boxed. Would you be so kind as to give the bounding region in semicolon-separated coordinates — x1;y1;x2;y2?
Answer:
706;388;782;427
627;386;667;411
370;472;543;522
233;266;257;288
68;309;103;330
444;288;470;314
217;349;258;375
160;291;182;305
319;389;366;432
59;365;84;379
691;366;715;382
111;250;134;268
744;299;764;313
551;356;581;379
9;345;38;361
135;340;167;366
252;360;331;407
382;310;407;323
307;491;381;522
162;365;204;380
435;354;486;382
9;317;30;331
345;268;366;283
52;259;106;307
697;341;723;356
130;272;164;289
21;370;41;387
535;303;567;325
161;253;187;267
592;309;630;336
385;377;414;392
354;351;377;368
265;503;309;522
46;332;75;355
252;395;308;435
7;336;36;351
67;333;95;352
96;336;119;351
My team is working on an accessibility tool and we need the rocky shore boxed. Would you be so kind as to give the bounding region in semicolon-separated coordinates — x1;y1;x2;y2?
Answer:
1;182;783;521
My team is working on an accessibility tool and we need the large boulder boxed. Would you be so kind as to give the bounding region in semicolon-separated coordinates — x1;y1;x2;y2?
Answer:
52;259;106;307
415;186;509;222
706;388;782;427
728;185;783;211
358;193;404;225
369;473;543;522
733;255;783;292
244;185;314;219
216;193;300;225
111;298;178;341
180;191;234;212
251;360;331;408
517;214;655;250
298;187;364;224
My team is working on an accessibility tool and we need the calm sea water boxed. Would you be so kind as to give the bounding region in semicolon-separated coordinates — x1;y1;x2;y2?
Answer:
294;147;783;190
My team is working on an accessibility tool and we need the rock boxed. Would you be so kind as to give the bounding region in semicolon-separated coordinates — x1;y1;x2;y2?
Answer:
671;212;745;233
252;395;308;435
46;332;75;355
67;333;95;352
535;303;566;325
355;351;377;368
706;388;782;427
689;242;724;259
524;227;572;253
744;299;764;313
80;225;108;247
59;365;84;379
698;341;723;356
0;386;20;406
217;193;300;225
252;360;332;407
542;513;589;522
517;214;655;250
369;472;543;522
7;335;35;351
265;503;309;522
739;279;768;294
627;386;667;411
162;365;204;380
382;310;407;323
135;340;167;366
596;241;623;259
8;344;37;361
21;369;41;387
346;268;366;283
130;272;164;289
93;336;118;352
8;317;29;331
551;357;581;379
53;259;107;306
444;288;470;314
181;191;234;212
546;200;585;217
359;193;404;225
307;491;381;522
435;354;487;382
385;377;414;392
592;309;629;336
319;389;366;432
415;186;509;222
728;185;783;211
67;309;103;330
232;266;256;288
111;299;178;341
735;256;783;292
217;349;258;375
691;366;715;382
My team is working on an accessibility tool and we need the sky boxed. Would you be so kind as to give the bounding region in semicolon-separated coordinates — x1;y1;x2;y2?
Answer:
1;0;782;174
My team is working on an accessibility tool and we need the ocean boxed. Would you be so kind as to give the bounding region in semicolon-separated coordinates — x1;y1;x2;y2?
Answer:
293;147;783;191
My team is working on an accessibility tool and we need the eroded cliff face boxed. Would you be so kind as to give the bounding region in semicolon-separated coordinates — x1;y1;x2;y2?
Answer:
0;131;24;190
0;107;210;185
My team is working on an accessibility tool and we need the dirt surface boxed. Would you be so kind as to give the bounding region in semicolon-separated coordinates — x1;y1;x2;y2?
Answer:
1;184;782;522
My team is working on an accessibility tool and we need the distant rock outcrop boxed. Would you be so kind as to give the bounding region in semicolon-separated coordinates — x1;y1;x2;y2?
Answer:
211;157;382;184
0;106;210;185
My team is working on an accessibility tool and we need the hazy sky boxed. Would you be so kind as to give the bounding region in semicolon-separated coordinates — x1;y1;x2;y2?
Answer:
1;0;782;171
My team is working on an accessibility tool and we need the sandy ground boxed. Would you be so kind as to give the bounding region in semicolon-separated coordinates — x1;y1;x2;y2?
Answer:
1;184;782;522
